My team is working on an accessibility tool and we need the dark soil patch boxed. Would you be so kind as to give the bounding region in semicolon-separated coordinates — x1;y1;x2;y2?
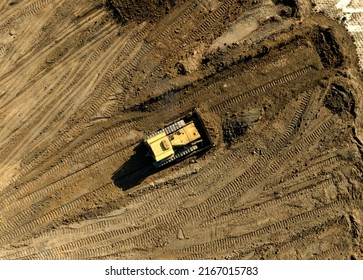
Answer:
324;83;356;117
312;28;344;68
107;0;186;23
222;114;248;147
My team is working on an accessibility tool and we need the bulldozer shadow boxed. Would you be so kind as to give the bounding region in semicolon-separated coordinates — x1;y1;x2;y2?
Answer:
112;142;156;191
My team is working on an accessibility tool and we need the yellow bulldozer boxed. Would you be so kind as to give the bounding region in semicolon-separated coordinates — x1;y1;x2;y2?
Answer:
144;109;213;168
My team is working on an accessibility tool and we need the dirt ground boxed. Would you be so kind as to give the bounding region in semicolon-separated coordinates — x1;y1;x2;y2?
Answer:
0;0;362;260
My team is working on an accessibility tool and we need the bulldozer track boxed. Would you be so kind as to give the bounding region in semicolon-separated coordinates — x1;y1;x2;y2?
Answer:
181;200;348;255
171;46;312;109
0;182;119;246
222;216;345;260
222;117;335;197
194;117;335;229
211;66;314;113
0;20;118;110
202;177;339;227
186;0;240;44
0;0;55;31
1;87;318;241
13;117;143;197
0;142;138;223
0;26;122;178
5;3;104;77
309;242;350;260
17;217;151;259
130;0;244;103
51;198;349;260
15;25;152;177
263;154;343;191
0;22;120;131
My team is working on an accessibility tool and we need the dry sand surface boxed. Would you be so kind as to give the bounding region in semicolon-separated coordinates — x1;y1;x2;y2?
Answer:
0;0;362;259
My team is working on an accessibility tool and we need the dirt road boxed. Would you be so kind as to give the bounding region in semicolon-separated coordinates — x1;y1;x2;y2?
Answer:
0;0;362;259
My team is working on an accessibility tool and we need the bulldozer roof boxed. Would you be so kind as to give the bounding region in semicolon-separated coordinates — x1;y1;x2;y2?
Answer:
146;132;174;162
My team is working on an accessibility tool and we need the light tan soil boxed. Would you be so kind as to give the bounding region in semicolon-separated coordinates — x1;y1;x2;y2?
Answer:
0;0;362;260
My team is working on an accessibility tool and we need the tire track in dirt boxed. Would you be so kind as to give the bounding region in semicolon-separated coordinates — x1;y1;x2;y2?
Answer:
14;24;152;178
0;24;123;183
0;0;54;31
202;177;339;227
109;0;242;109
0;84;320;248
180;200;350;256
14;52;316;200
191;216;347;260
0;0;68;76
133;115;333;246
0;22;119;141
263;154;343;191
211;66;314;113
70;199;350;259
208;117;336;216
0;8;111;110
171;46;312;110
0;140;139;230
123;0;251;107
0;182;121;249
309;242;350;260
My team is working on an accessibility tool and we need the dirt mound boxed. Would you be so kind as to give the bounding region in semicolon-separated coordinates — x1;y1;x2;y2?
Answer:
312;28;344;68
324;83;356;117
107;0;186;23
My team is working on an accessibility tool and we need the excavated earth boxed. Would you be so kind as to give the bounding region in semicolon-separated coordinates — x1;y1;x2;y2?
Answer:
0;0;362;259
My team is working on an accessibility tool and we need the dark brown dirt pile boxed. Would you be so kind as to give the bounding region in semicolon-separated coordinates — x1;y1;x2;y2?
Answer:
107;0;187;23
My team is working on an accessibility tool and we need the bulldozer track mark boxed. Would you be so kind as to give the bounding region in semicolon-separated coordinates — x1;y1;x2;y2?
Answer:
0;0;359;260
42;199;348;259
137;45;315;126
186;0;238;44
0;182;117;246
13;164;216;247
275;218;347;257
309;242;350;260
0;143;138;220
0;23;119;125
173;46;310;109
5;2;102;74
224;216;345;260
0;27;122;178
203;177;339;227
101;41;157;115
15;25;151;177
0;21;118;110
18;219;148;260
128;0;242;104
182;200;348;255
55;108;331;256
198;117;335;226
0;0;54;31
151;0;202;43
211;66;314;113
16;118;143;196
263;155;343;191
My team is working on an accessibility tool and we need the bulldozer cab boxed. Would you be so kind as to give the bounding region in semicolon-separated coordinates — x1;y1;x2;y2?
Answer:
144;109;213;168
145;132;174;162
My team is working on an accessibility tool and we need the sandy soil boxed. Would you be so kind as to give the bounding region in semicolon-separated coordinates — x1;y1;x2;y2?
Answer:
0;0;362;259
